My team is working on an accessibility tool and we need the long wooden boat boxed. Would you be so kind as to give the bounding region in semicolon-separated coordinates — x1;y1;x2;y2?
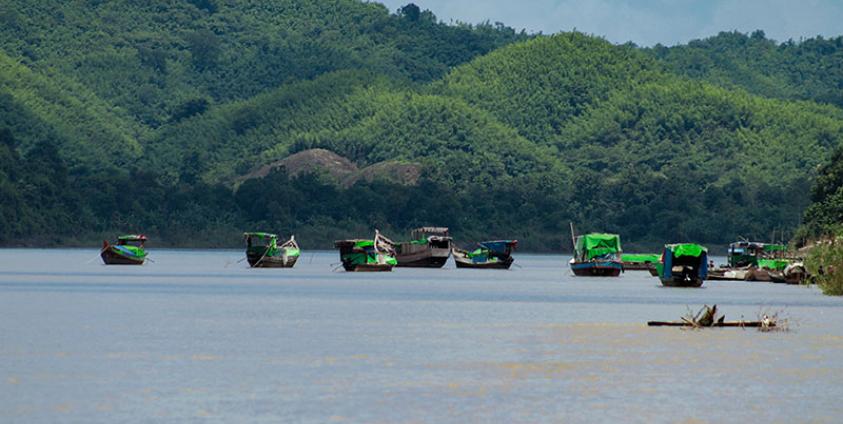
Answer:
395;227;452;268
101;234;148;265
656;243;708;287
334;230;397;272
621;253;660;271
568;227;623;277
706;267;751;281
452;240;517;269
244;232;300;268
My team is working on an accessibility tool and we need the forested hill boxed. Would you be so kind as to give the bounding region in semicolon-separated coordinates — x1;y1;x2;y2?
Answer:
649;31;843;108
1;1;842;250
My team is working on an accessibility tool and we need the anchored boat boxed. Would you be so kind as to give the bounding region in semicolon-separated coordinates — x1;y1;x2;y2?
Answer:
395;227;452;268
621;253;660;271
655;243;708;287
728;241;787;268
569;227;623;276
244;232;300;268
101;234;148;265
452;240;517;269
334;230;397;272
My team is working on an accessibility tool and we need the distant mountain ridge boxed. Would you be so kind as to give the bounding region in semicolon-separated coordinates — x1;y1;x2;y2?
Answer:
1;0;843;248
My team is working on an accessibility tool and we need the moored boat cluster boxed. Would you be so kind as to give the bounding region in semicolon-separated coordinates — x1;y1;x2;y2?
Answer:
98;226;813;286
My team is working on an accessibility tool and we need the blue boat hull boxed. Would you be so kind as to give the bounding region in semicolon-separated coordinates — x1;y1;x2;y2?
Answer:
569;260;623;276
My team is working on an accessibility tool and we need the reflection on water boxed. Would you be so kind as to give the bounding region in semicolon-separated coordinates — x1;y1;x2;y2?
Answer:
1;249;843;422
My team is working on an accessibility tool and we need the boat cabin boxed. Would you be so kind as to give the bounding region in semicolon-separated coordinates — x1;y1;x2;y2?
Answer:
116;234;147;248
409;227;452;248
244;232;278;248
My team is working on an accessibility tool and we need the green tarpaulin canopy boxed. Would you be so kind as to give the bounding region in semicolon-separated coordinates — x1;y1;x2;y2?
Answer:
354;240;374;248
667;243;707;258
622;253;660;263
762;244;787;252
758;258;791;270
576;233;622;259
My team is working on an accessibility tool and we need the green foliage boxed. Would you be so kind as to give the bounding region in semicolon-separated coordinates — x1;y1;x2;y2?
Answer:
438;33;660;143
0;0;527;127
798;147;843;239
804;235;843;295
650;31;843;108
1;1;843;250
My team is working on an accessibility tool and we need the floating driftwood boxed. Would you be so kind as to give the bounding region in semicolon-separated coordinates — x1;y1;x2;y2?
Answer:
648;305;782;331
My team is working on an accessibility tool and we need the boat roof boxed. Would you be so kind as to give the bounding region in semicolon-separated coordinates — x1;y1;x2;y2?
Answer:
244;232;277;239
729;241;785;249
334;239;374;248
117;234;147;241
478;239;517;245
412;226;449;234
665;243;707;257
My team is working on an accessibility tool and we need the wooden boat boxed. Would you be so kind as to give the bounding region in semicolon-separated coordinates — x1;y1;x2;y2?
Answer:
568;226;623;276
452;240;517;269
244;232;300;268
621;253;660;271
784;262;808;284
334;230;397;272
395;227;452;268
746;266;772;282
655;243;708;287
706;267;751;281
101;234;148;265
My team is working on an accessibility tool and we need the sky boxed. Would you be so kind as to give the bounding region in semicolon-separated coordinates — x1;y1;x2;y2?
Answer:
377;0;843;46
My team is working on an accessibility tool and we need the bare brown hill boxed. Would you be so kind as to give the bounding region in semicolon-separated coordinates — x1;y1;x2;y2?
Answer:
237;149;358;184
236;149;421;188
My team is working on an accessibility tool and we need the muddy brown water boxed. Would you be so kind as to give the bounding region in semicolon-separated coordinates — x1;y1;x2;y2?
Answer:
2;249;842;422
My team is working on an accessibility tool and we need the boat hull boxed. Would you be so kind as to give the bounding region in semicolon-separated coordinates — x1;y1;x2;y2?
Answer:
395;246;450;268
247;252;298;268
660;277;704;288
342;263;394;272
707;267;751;281
101;247;145;265
622;262;654;271
570;260;623;276
453;257;513;269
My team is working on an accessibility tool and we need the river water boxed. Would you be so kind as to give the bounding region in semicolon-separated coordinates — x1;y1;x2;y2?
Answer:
1;249;842;423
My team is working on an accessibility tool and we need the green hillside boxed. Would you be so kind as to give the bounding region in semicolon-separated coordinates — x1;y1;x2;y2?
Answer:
1;1;842;249
0;0;527;129
650;31;843;108
798;145;843;239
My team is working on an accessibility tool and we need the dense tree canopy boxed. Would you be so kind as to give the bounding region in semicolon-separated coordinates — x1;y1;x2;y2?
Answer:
1;1;842;250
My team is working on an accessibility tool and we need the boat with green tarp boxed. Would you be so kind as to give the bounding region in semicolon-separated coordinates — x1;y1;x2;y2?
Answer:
244;232;300;268
708;241;796;282
727;241;787;268
655;243;708;287
395;227;452;268
101;234;148;265
569;229;623;276
334;230;397;272
452;240;517;269
621;253;660;271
